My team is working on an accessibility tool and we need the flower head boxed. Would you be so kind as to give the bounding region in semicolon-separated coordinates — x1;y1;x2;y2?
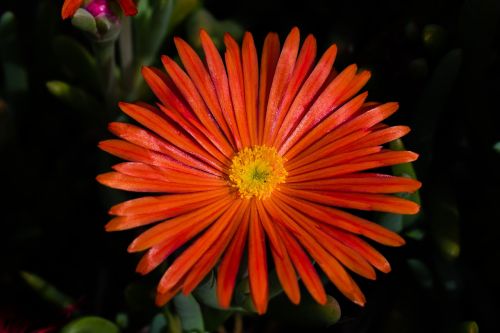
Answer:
97;27;421;314
61;0;137;20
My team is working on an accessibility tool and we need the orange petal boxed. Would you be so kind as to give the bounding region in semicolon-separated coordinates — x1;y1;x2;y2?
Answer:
281;187;420;214
248;201;269;314
274;43;337;149
217;208;251;308
267;197;365;306
289;173;422;193
108;122;220;176
97;172;221;193
128;196;234;252
283;92;367;159
182;200;250;294
280;64;358;152
161;55;233;157
112;162;225;185
156;285;182;306
263;27;300;144
258;32;281;144
109;188;229;216
157;104;231;166
224;33;251;147
118;102;224;171
340;126;410;152
270;34;317;145
274;192;406;246
157;200;242;293
279;227;327;304
287;151;418;182
288;146;382;176
322;227;391;273
286;129;371;170
200;29;242;149
242;32;260;145
270;235;300;304
174;37;234;147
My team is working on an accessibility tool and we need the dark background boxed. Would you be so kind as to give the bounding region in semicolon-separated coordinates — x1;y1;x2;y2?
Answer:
1;0;499;332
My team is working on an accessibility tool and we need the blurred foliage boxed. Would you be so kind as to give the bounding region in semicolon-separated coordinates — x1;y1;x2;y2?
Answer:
1;0;499;332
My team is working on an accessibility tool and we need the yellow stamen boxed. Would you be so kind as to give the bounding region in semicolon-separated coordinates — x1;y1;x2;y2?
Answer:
229;146;287;199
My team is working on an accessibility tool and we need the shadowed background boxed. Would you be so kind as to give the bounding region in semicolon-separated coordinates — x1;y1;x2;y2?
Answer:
1;0;499;332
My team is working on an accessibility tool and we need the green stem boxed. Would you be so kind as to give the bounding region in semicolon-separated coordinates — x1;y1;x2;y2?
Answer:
119;16;134;92
92;37;118;113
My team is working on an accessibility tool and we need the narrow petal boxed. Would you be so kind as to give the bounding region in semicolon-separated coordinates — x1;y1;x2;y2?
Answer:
161;55;233;157
98;139;218;178
283;92;367;159
200;29;242;149
339;126;411;152
267;198;366;305
109;187;229;217
174;37;234;146
96;172;221;193
289;173;422;193
108;122;220;176
279;227;327;304
270;236;300;304
217;208;251;308
158;104;232;166
248;201;269;314
274;192;406;246
118;102;224;171
288;147;382;176
255;200;285;258
182;200;250;294
322;227;391;273
128;196;234;252
112;162;225;185
279;64;358;152
287;151;418;182
258;33;281;143
273;43;337;149
156;286;182;306
281;187;420;214
158;200;242;293
242;32;260;144
263;27;300;144
224;34;251;147
269;34;317;145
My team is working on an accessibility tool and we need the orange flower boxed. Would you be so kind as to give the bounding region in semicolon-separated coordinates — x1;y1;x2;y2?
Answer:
61;0;138;19
97;27;421;314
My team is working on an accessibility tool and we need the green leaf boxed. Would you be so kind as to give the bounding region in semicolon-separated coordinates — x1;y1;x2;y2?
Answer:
46;81;102;116
61;316;120;333
20;271;74;309
150;313;168;333
0;11;16;48
457;321;479;333
52;36;101;93
493;141;500;153
173;293;205;333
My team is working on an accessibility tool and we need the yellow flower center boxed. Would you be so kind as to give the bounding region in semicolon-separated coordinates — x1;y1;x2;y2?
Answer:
229;146;287;199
